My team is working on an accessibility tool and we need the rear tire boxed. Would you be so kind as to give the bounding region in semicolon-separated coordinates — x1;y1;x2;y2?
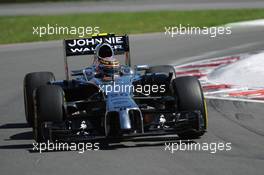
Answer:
147;65;176;79
34;85;64;142
24;72;55;126
145;65;175;95
172;76;207;139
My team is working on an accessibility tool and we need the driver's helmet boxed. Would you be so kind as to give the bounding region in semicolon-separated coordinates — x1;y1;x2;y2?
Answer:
95;43;120;77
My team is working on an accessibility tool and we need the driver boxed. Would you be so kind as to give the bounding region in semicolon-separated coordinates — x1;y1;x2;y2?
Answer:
94;43;120;79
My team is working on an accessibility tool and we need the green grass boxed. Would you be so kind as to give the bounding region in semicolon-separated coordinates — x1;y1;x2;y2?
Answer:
1;9;264;44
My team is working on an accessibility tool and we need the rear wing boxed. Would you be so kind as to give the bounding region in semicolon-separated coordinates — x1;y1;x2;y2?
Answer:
63;34;131;80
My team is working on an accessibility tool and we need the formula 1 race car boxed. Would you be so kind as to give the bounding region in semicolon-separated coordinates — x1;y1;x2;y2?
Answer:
23;33;207;143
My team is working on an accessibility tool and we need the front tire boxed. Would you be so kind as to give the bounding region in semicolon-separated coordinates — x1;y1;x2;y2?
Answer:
34;85;64;142
24;72;55;126
172;76;207;139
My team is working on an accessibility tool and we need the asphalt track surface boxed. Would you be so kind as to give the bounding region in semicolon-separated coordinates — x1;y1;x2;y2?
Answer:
1;27;264;175
1;0;264;16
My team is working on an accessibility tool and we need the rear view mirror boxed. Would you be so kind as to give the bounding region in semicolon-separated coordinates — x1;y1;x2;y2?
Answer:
135;65;150;71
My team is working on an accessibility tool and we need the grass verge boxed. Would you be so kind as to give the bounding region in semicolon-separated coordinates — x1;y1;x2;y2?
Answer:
1;9;264;44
